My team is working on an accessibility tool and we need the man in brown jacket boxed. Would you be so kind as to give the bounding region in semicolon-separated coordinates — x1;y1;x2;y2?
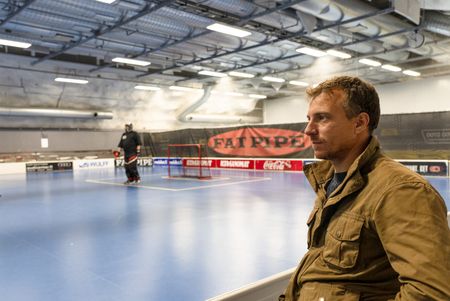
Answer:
281;76;450;300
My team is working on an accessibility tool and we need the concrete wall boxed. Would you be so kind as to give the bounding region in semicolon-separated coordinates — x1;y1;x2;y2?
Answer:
1;130;121;153
264;74;450;124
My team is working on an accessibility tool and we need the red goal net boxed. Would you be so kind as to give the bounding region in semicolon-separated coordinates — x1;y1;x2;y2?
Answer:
167;144;211;179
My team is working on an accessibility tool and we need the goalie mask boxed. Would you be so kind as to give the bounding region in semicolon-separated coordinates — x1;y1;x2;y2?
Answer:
125;123;133;132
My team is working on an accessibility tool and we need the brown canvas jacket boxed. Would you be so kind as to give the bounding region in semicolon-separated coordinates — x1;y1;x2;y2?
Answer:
282;137;450;301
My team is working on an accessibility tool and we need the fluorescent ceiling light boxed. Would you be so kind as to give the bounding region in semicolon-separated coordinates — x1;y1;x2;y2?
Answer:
0;38;31;49
96;0;116;3
381;64;402;72
296;47;327;57
262;76;285;83
206;23;251;38
358;58;381;67
135;85;160;91
289;80;309;87
326;49;351;59
228;71;255;78
169;86;203;92
55;77;88;84
402;69;421;77
112;57;151;66
198;70;228;78
249;94;267;99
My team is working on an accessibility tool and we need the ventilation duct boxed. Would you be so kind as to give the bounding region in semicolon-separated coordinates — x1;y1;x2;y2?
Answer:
0;107;113;119
420;0;450;11
177;86;262;124
199;0;305;33
423;11;450;37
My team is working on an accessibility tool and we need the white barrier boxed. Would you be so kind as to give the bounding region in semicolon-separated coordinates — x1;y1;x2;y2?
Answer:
73;158;115;170
0;162;26;175
205;267;295;301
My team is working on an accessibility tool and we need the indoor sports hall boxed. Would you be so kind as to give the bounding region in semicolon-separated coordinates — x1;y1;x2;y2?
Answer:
1;1;450;301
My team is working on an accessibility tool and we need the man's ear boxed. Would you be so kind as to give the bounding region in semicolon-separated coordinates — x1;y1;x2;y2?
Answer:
355;112;370;134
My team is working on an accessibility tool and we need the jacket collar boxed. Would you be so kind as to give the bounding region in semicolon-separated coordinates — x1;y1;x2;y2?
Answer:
304;136;381;194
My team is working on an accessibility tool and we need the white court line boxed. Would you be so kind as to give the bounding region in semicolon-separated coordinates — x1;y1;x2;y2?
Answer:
85;179;179;191
87;173;167;181
173;177;272;191
161;176;230;182
86;175;272;192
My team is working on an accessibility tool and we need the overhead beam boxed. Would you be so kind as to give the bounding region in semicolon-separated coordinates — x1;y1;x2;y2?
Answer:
137;7;396;78
89;0;307;73
0;0;37;27
31;0;177;66
227;27;417;73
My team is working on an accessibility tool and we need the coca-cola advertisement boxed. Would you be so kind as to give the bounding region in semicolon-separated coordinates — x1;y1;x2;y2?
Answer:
254;159;303;171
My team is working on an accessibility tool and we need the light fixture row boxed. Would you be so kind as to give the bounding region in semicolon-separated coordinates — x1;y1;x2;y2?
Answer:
358;58;421;76
53;78;267;99
296;47;351;59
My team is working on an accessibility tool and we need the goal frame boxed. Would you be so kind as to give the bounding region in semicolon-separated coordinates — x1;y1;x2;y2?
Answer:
167;144;211;179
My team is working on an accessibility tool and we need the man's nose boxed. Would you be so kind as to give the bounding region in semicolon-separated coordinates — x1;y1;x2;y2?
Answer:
304;122;316;136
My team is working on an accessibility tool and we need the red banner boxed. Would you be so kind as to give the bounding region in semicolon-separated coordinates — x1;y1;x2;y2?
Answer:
207;127;311;157
183;158;303;171
254;159;303;171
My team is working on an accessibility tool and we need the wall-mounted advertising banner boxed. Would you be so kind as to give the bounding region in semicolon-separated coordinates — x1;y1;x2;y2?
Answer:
0;162;26;175
207;127;311;157
184;158;213;167
421;129;450;145
145;124;313;158
397;160;448;177
74;159;115;170
254;159;303;171
26;161;73;172
152;157;181;167
215;159;254;169
115;157;153;167
182;158;303;171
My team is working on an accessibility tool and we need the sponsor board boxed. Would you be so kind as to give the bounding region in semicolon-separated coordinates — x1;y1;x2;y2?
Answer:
0;162;26;175
26;161;73;172
216;159;254;169
152;157;182;167
184;159;213;167
254;159;303;171
397;160;448;176
421;129;450;144
115;157;153;167
74;159;115;170
208;128;311;157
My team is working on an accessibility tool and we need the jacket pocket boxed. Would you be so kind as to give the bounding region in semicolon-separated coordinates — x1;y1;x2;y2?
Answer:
306;207;318;248
322;213;364;269
299;283;360;301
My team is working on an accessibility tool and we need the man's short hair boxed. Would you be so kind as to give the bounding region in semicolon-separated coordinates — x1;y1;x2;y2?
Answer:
306;76;380;133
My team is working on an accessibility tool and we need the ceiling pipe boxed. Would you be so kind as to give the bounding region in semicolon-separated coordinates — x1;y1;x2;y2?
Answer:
0;107;113;119
423;11;450;37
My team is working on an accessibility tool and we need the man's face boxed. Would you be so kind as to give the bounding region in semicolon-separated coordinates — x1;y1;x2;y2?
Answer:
125;125;131;132
304;89;360;164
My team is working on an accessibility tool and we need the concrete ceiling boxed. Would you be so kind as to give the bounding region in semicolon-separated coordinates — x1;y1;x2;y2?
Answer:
0;0;449;130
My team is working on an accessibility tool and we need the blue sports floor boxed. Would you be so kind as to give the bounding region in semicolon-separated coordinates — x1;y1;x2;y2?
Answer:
0;167;449;301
